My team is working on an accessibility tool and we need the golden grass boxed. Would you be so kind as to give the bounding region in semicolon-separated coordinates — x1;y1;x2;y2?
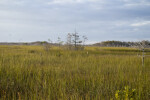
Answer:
0;45;149;100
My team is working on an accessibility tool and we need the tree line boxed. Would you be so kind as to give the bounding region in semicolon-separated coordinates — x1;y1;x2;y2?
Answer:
93;40;150;48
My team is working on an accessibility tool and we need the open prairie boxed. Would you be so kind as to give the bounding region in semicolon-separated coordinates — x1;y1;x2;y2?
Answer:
0;45;149;100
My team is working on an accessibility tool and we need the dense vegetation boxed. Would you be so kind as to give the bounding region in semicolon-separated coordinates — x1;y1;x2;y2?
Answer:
93;40;150;47
0;45;149;100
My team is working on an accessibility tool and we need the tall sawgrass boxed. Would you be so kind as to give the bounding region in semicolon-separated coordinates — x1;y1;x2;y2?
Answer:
0;45;149;100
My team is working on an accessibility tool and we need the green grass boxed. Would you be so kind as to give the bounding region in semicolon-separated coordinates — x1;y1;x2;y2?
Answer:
0;45;149;100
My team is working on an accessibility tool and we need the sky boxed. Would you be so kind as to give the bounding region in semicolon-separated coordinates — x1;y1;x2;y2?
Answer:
0;0;150;44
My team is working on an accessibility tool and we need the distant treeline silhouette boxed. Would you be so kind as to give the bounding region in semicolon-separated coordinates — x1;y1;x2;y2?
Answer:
0;40;150;48
93;40;150;47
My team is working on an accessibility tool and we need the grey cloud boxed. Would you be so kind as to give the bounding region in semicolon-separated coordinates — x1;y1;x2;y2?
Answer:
0;0;150;43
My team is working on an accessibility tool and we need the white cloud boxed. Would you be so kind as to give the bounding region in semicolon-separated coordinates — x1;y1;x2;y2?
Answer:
123;0;150;7
131;21;150;26
125;3;150;7
46;0;101;5
0;0;26;5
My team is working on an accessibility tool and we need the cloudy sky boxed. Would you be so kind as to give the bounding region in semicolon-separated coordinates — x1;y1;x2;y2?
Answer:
0;0;150;43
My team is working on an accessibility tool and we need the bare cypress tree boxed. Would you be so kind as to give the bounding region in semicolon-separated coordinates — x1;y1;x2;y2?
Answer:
66;33;72;50
138;41;147;67
72;30;82;50
82;35;88;45
132;40;147;67
57;37;63;48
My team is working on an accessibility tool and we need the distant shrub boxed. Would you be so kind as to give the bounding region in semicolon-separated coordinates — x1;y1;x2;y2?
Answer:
28;50;36;53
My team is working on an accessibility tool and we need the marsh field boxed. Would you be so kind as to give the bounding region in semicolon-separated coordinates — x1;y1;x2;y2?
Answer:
0;45;149;100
